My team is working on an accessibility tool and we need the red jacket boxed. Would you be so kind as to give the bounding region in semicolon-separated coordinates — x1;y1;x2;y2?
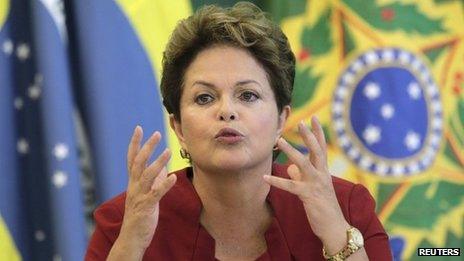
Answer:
85;163;392;260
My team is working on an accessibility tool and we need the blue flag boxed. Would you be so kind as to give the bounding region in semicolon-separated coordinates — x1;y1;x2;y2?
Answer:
1;0;86;260
68;0;167;202
0;0;170;260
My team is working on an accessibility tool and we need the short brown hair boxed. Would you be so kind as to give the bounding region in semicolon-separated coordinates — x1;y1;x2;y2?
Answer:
160;2;295;121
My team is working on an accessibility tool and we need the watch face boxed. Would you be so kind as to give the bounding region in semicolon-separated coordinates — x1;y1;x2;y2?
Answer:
351;228;364;247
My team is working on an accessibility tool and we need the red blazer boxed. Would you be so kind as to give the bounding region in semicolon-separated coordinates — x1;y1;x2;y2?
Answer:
85;163;392;260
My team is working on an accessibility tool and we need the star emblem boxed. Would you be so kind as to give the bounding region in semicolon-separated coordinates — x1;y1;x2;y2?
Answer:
404;131;421;151
363;82;381;100
28;84;42;100
2;39;13;55
16;43;30;61
52;171;68;188
53;143;69;160
35;230;46;242
381;49;394;62
14;97;24;110
380;103;394;120
17;138;29;154
407;82;422;100
281;1;464;257
363;125;381;145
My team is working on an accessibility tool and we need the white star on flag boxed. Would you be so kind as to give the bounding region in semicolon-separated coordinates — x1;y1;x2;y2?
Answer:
17;138;29;154
359;156;372;169
404;131;421;151
16;43;30;61
53;143;69;160
431;100;442;114
411;59;422;72
407;82;421;100
14;97;24;110
28;84;42;100
35;230;46;242
352;60;363;72
365;51;378;65
381;103;395;120
363;125;381;145
381;49;394;62
399;51;411;64
363;82;381;100
335;86;348;99
375;162;388;175
392;163;405;176
342;73;354;84
408;162;420;173
348;147;360;159
52;171;68;188
2;39;13;55
432;118;443;129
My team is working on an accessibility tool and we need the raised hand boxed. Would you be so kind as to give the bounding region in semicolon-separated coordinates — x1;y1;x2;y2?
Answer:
109;126;177;260
263;116;350;253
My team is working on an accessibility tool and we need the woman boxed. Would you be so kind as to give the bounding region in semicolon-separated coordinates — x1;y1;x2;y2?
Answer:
85;2;392;260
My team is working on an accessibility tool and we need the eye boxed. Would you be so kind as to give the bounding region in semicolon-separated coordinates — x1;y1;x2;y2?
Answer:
195;93;214;105
239;91;259;102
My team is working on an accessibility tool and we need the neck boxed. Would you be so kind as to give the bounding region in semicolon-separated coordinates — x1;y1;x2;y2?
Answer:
192;158;274;242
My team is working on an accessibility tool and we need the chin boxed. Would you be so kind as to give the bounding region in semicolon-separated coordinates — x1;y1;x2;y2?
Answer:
214;156;249;170
215;151;271;172
193;154;251;173
192;146;271;172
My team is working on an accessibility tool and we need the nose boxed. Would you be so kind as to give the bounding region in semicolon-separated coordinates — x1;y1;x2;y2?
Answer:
217;97;237;122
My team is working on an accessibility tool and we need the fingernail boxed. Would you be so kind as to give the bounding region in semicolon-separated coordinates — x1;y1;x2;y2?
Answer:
135;125;143;135
152;131;160;138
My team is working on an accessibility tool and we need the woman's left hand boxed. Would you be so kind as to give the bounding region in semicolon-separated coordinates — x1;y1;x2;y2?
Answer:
263;116;350;253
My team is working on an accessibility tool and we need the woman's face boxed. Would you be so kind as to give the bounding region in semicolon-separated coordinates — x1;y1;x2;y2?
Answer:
170;45;290;172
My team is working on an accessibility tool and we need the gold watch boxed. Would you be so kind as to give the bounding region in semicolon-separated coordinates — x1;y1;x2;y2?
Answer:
322;226;364;261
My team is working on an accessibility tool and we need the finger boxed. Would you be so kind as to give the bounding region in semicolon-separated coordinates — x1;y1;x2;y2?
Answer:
140;149;171;192
149;174;177;202
131;131;161;179
287;164;303;181
263;175;302;196
311;116;327;156
127;125;143;174
298;121;325;170
277;137;315;175
152;167;168;191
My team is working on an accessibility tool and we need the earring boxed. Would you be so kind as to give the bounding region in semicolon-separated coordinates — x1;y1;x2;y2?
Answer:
273;137;280;151
180;148;191;160
273;144;279;151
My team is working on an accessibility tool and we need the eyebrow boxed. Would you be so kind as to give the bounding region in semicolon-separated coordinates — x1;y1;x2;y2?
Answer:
192;80;262;89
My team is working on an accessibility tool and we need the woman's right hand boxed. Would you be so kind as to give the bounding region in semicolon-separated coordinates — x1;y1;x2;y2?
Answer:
108;126;177;260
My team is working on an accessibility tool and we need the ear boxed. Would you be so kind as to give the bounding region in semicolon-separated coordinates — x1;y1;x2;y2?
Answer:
276;105;291;140
169;114;187;148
